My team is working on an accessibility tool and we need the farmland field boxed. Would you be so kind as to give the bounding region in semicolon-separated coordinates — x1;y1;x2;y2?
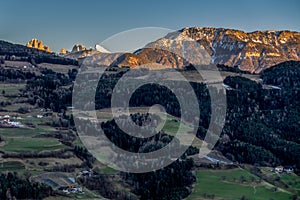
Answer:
2;137;65;152
0;83;26;95
0;161;25;172
187;168;294;200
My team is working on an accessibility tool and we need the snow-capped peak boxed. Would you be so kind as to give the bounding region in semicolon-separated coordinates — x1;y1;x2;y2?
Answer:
94;44;111;53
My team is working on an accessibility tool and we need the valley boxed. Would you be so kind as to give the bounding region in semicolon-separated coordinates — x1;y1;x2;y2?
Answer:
0;26;299;199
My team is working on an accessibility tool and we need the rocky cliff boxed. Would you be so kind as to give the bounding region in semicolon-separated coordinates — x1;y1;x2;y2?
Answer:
147;27;300;73
72;44;86;53
26;38;52;53
62;27;300;73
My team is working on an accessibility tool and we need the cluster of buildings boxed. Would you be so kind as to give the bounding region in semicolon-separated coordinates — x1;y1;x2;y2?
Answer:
0;115;23;127
79;169;93;177
274;165;294;174
58;169;93;194
59;185;83;195
31;172;85;196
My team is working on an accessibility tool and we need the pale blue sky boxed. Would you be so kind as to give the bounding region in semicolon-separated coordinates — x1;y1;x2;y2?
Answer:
1;0;299;52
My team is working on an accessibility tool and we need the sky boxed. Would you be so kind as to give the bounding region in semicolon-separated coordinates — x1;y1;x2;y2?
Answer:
1;0;300;52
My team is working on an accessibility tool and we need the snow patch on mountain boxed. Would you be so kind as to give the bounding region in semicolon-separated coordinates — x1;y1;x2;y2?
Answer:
94;44;111;53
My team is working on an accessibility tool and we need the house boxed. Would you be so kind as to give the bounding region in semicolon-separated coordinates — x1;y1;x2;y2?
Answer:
60;186;83;194
67;177;76;184
0;115;23;127
62;189;70;194
1;115;10;123
8;121;22;127
274;166;284;173
284;166;294;173
80;169;93;177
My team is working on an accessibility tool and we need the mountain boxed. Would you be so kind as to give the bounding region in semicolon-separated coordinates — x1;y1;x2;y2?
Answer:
0;40;53;57
0;40;78;66
26;38;52;53
71;44;86;53
146;27;300;73
80;52;123;67
95;44;111;53
64;45;114;65
110;48;186;69
62;27;300;73
59;48;68;55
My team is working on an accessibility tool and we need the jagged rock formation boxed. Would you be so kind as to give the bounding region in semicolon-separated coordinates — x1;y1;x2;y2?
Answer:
148;27;300;73
26;38;52;53
59;48;67;55
72;44;86;53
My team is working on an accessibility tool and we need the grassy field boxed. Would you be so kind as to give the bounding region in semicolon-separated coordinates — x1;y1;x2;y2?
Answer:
37;63;78;75
0;83;26;95
0;83;26;102
187;168;294;200
260;167;300;195
44;187;104;200
0;125;57;137
0;109;66;153
0;161;25;172
0;125;67;159
3;137;65;152
4;103;34;112
280;174;300;192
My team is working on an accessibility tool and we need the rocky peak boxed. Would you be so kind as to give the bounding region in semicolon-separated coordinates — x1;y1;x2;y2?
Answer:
71;44;86;53
153;27;300;73
26;38;51;53
59;48;68;55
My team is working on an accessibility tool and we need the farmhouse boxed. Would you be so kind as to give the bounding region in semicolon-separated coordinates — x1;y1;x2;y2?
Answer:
36;115;43;118
0;115;23;127
80;169;93;177
274;166;284;173
0;115;10;123
283;166;294;173
60;185;83;194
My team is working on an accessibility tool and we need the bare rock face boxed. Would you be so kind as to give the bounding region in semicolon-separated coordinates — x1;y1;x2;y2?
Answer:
71;44;86;53
110;49;186;69
26;38;52;53
157;27;300;73
93;27;300;72
59;48;68;55
60;27;300;73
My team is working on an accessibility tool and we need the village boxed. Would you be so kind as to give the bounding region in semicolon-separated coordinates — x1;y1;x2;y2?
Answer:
273;165;294;174
0;113;47;128
30;169;97;196
0;114;23;127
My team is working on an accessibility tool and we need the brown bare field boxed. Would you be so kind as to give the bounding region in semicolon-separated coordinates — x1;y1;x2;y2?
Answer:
37;63;78;74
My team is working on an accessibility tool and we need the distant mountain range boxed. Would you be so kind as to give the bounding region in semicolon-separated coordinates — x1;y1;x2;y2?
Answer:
60;27;300;73
3;27;300;73
171;27;300;73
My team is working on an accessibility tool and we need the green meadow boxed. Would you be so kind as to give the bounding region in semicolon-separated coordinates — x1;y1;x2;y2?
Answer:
187;168;294;200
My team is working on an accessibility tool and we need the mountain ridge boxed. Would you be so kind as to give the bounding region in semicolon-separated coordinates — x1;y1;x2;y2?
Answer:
63;27;300;73
3;27;300;73
176;27;300;72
